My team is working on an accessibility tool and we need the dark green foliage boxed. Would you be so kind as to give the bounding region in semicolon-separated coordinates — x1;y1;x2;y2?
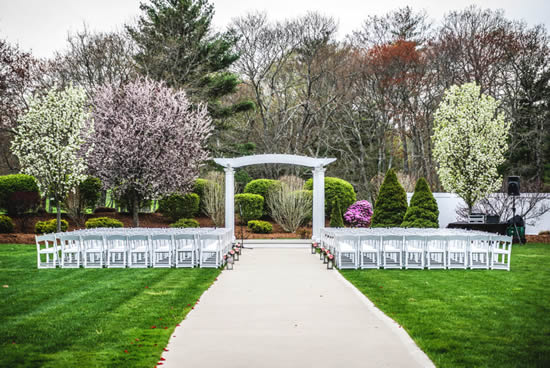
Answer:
85;217;124;229
35;219;68;234
401;178;439;228
247;220;272;234
0;215;14;233
116;191;152;213
193;178;208;212
79;177;102;209
127;0;252;120
170;218;200;228
371;169;408;227
235;169;252;192
304;177;356;216
158;193;200;221
0;174;40;215
243;179;281;214
235;193;264;224
329;201;344;227
94;207;117;213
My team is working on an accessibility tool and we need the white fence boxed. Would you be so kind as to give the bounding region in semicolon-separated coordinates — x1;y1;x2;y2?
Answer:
409;193;550;235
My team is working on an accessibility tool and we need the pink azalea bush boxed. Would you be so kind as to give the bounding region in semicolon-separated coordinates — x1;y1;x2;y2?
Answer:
343;200;373;227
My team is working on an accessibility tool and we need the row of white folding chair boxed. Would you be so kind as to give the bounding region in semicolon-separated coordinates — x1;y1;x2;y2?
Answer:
38;233;198;268
325;233;512;271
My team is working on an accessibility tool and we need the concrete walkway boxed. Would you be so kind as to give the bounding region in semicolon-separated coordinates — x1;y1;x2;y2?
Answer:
163;248;434;368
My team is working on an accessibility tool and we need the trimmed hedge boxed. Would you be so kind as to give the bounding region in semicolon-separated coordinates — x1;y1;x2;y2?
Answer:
371;169;408;227
244;179;281;214
170;218;200;228
35;219;69;234
0;174;40;215
401;178;439;228
0;215;14;233
235;193;264;224
158;193;200;221
304;177;356;216
85;217;124;229
248;220;273;234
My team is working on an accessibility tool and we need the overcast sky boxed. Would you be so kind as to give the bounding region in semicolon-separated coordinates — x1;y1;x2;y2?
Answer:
1;0;549;58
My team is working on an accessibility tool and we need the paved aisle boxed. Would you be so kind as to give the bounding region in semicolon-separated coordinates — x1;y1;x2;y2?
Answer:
163;248;434;368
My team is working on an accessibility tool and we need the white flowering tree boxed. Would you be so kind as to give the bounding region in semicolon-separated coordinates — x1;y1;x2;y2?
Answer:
432;82;511;215
11;86;92;231
86;78;212;227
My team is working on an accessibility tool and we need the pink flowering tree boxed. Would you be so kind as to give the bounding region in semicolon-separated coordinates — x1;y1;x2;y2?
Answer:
343;200;373;227
86;78;212;226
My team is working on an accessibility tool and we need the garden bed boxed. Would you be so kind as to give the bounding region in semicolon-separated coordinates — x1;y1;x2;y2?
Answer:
0;212;314;243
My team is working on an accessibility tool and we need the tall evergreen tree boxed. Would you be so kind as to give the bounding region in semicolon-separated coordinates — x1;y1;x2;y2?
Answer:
401;178;439;228
127;0;252;120
371;169;408;227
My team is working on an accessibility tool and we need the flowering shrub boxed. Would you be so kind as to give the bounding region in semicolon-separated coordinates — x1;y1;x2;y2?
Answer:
343;200;373;227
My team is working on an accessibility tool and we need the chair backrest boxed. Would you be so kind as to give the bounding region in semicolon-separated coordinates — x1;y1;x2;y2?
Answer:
491;235;513;250
36;234;56;243
359;235;381;248
404;235;426;248
382;235;404;249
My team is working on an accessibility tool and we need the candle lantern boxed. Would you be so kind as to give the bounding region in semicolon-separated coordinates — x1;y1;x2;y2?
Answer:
320;248;324;260
234;249;240;261
327;254;334;269
323;252;328;264
226;255;234;270
311;242;317;254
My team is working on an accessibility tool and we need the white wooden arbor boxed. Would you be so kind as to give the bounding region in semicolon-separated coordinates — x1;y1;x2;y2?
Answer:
213;154;336;241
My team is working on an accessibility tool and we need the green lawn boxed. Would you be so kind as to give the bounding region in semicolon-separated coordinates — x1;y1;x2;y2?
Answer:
341;243;550;368
0;244;220;367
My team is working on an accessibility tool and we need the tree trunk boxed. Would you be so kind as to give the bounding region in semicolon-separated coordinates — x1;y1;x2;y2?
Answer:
132;196;140;227
56;194;62;233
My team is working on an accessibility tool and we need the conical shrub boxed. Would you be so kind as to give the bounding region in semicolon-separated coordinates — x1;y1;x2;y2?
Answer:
371;169;408;227
401;178;439;228
329;201;344;227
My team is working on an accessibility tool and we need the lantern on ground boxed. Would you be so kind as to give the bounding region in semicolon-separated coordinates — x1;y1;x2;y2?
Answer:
311;242;318;254
327;253;334;269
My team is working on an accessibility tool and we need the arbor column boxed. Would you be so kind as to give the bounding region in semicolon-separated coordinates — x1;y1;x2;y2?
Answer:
224;166;235;240
312;166;326;241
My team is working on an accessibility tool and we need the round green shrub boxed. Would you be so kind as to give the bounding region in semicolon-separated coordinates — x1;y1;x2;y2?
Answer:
158;193;200;221
170;218;200;228
244;179;281;214
235;193;264;224
0;174;40;215
0;215;15;233
371;169;408;227
79;176;102;209
401;178;439;228
304;177;356;216
35;219;69;234
85;217;124;229
248;220;273;234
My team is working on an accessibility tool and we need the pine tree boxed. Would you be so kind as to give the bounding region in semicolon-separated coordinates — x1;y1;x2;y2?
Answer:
401;178;439;228
371;169;408;227
128;0;253;120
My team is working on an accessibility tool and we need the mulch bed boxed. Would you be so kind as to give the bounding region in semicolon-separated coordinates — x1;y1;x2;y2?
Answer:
0;212;310;244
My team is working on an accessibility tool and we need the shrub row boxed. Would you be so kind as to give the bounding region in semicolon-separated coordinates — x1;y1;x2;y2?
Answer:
248;220;272;234
35;219;69;234
0;174;40;216
85;217;124;229
0;215;14;233
170;218;200;228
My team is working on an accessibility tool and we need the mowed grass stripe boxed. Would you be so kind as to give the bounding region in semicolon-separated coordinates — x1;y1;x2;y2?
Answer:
0;244;220;368
341;243;550;368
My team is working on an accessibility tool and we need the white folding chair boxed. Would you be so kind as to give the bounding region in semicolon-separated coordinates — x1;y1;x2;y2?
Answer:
82;234;105;268
36;234;59;269
335;235;359;269
404;235;426;269
128;234;150;268
490;235;512;271
199;234;221;268
359;235;380;269
468;235;490;269
174;233;197;268
447;235;469;269
425;235;447;269
381;235;403;269
105;234;128;268
151;234;173;268
59;234;82;268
